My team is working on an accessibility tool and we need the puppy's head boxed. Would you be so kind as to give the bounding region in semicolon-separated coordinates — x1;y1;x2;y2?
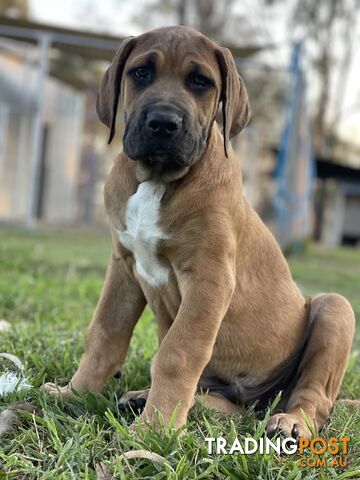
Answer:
97;26;250;175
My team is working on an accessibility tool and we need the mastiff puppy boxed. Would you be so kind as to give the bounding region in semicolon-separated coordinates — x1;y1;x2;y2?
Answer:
43;26;355;438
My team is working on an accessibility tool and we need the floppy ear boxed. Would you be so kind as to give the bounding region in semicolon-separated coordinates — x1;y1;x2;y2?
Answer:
96;37;137;144
215;47;251;157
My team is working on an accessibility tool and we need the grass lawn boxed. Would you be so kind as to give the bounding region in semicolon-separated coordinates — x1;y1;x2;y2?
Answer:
0;227;359;479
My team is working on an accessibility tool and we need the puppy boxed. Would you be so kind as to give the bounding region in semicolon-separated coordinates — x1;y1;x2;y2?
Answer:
44;26;355;438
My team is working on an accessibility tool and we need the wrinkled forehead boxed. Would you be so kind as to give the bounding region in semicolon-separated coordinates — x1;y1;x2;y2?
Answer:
127;28;220;78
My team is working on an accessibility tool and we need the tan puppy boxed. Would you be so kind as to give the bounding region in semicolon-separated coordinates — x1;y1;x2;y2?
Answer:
43;26;355;438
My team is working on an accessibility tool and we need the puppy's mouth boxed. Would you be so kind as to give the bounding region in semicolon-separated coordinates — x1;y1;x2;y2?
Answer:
140;151;186;172
147;152;171;164
124;136;192;172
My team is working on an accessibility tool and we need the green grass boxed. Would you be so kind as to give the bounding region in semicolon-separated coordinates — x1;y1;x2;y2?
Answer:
0;227;359;479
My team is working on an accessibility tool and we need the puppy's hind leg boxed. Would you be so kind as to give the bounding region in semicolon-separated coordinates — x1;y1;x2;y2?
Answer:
266;293;355;438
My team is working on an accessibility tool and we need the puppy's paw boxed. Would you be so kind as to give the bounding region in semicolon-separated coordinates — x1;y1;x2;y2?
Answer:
41;382;72;398
266;412;312;439
118;388;150;414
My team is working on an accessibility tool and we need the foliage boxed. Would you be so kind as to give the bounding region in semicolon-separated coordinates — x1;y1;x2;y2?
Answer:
0;0;28;19
291;0;359;147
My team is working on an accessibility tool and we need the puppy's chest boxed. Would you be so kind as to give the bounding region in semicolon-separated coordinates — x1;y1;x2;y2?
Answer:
117;180;169;287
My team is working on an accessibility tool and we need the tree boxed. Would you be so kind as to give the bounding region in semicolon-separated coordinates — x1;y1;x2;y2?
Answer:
186;0;236;42
291;0;359;150
131;0;239;43
0;0;28;18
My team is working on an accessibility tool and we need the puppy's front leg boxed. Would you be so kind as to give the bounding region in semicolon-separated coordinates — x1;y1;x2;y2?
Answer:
140;259;236;429
43;253;146;396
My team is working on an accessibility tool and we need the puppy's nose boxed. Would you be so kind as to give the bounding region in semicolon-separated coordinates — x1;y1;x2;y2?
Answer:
145;111;182;136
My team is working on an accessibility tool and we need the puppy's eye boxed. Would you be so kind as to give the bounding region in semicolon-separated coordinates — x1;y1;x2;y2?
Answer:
188;73;214;91
133;66;150;78
193;75;209;87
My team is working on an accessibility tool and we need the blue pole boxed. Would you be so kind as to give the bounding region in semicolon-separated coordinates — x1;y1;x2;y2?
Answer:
274;41;302;248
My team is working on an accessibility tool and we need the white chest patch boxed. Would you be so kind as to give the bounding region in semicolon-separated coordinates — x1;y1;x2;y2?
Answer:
118;180;169;287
